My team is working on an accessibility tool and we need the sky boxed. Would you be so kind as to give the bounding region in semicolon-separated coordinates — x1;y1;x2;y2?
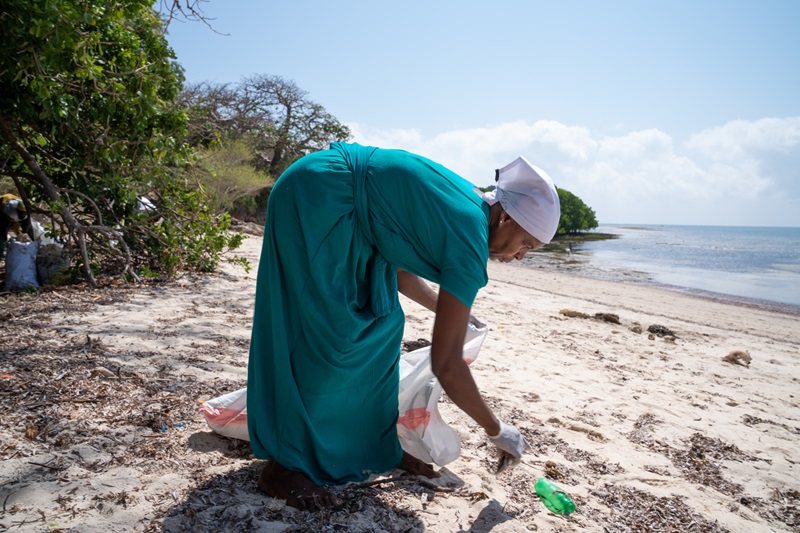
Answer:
164;0;800;227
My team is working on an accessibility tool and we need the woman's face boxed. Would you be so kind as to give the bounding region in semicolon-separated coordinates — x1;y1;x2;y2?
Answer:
488;211;544;262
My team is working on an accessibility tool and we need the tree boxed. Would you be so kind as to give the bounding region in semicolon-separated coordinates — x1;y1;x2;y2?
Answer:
176;77;351;222
175;81;241;148
0;0;242;284
556;188;598;235
237;75;351;177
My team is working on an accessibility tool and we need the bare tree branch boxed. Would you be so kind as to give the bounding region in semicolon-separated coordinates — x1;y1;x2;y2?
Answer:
158;0;229;36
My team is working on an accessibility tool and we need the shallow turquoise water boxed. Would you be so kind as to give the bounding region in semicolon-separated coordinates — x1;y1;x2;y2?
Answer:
525;224;800;311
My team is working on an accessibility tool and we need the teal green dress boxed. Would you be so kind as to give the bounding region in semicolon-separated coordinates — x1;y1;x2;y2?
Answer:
247;143;489;485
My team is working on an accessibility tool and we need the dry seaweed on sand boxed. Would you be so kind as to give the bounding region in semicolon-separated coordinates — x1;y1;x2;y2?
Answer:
590;484;732;532
0;281;253;531
742;414;800;435
594;312;620;324
759;488;800;529
558;309;621;324
627;429;768;498
559;308;589;318
648;324;676;337
160;466;428;533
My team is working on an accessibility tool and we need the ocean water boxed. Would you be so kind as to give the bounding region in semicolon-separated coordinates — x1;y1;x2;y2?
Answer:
523;224;800;311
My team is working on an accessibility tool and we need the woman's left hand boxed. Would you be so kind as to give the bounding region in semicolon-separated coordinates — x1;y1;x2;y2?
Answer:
469;314;486;328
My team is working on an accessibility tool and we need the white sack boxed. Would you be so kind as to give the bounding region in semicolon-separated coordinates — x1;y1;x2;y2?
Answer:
200;324;489;467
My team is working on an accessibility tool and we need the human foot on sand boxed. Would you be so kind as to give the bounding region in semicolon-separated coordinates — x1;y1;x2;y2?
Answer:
258;461;341;511
259;452;440;510
399;450;441;478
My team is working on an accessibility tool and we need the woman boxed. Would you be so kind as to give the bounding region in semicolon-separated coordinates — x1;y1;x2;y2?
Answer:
247;142;560;510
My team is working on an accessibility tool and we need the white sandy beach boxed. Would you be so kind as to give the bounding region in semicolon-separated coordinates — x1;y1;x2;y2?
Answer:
1;230;798;532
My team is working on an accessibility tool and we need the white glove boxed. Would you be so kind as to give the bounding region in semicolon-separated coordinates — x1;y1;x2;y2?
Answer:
488;422;529;466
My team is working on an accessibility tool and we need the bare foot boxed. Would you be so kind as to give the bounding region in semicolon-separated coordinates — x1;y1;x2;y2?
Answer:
257;461;341;511
399;451;441;478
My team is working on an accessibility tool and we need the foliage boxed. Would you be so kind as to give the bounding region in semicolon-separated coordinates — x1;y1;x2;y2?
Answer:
175;76;350;222
189;139;268;215
178;76;352;178
556;188;598;235
0;0;243;283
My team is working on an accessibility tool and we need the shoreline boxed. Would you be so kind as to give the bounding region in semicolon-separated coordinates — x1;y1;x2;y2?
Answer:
522;249;800;317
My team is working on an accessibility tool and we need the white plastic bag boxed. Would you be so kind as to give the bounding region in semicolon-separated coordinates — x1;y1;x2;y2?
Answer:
199;388;249;441
397;323;488;466
5;240;40;291
200;324;489;467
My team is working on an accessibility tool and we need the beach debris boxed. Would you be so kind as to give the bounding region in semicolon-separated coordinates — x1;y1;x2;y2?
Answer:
594;483;731;532
625;413;662;448
568;424;607;442
467;490;489;502
722;350;751;368
89;366;117;379
548;416;608;442
522;392;541;402
402;338;431;352
647;324;675;337
496;450;514;474
559;309;621;325
742;414;800;435
759;488;800;528
534;476;576;516
351;475;454;493
544;460;564;480
594;312;620;324
629;323;643;334
627;428;767;498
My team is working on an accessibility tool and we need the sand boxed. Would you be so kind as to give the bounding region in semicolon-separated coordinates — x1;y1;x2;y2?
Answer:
1;231;798;532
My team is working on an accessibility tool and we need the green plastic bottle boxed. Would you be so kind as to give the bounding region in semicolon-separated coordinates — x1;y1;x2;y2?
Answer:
534;477;576;516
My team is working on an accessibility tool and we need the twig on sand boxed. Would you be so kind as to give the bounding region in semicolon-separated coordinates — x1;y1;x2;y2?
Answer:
351;475;454;493
27;461;66;471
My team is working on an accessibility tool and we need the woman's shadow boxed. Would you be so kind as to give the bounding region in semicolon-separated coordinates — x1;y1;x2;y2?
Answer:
161;431;465;532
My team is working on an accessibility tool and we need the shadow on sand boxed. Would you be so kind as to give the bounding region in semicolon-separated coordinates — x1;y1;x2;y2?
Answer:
162;435;467;532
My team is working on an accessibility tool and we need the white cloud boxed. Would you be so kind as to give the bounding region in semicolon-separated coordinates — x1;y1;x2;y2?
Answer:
348;116;800;226
685;117;800;198
686;117;800;158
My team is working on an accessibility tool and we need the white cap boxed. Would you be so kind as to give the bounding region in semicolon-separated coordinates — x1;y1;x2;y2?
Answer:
478;156;561;243
3;199;24;222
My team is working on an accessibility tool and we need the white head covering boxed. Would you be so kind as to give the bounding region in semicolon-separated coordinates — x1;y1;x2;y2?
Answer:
477;156;561;243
